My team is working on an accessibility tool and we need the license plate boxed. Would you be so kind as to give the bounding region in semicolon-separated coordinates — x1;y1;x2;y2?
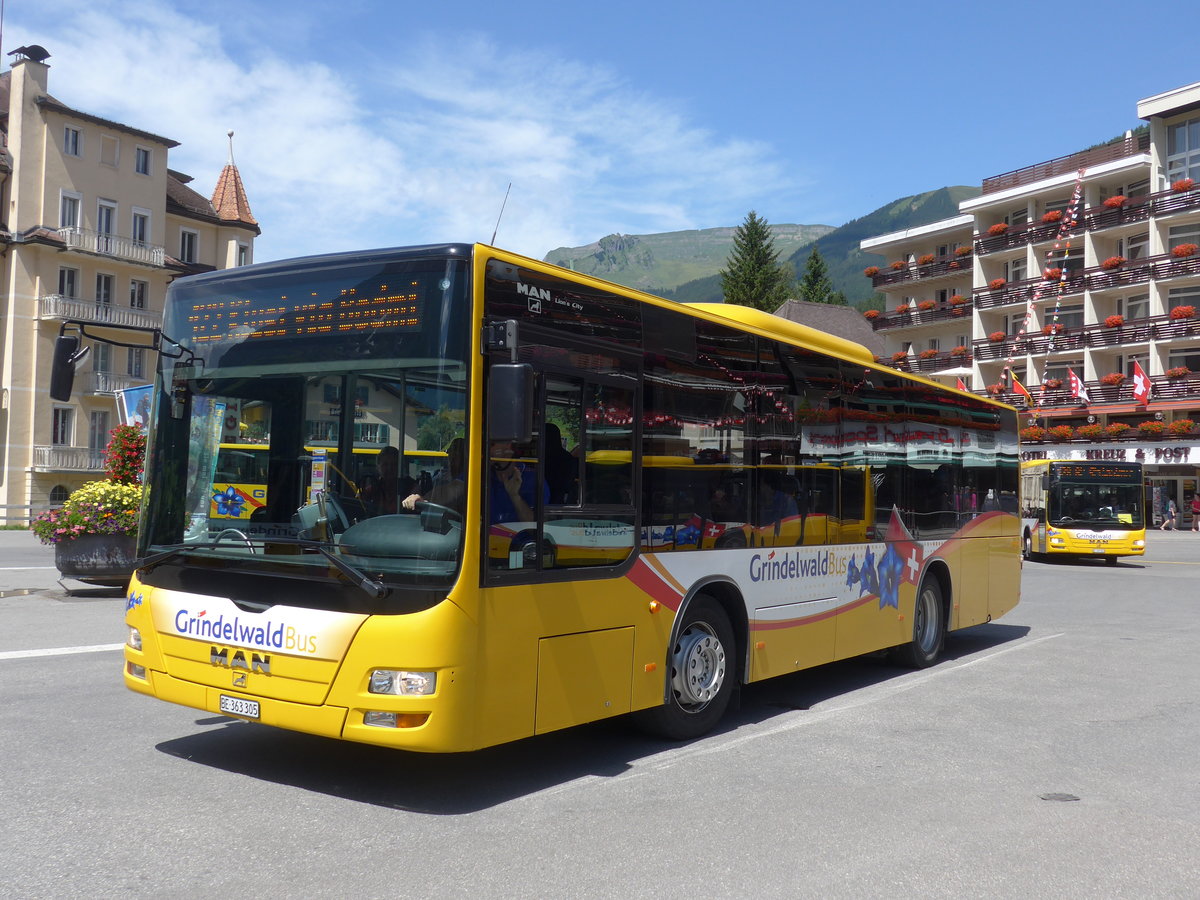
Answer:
1092;548;1105;554
219;694;260;719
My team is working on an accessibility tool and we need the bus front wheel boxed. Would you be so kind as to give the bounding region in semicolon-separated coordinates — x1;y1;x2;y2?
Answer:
890;578;945;669
635;594;735;741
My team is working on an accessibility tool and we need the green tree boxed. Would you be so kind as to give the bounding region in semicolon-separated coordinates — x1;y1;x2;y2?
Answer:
720;211;794;312
797;246;842;304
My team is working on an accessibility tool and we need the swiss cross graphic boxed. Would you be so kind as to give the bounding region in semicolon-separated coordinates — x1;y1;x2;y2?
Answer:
704;521;725;538
884;506;924;586
1132;360;1152;405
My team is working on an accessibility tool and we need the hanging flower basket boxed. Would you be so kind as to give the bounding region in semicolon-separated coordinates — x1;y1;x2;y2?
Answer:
988;331;1006;342
1019;425;1046;442
1168;418;1196;437
1105;315;1125;328
918;349;939;359
917;300;936;311
917;254;935;265
950;345;969;357
987;223;1009;236
1100;372;1126;386
1041;210;1063;224
1100;256;1126;270
863;266;880;277
1047;425;1075;442
1102;195;1127;209
1075;424;1104;440
1170;305;1196;320
1138;421;1165;437
1105;422;1131;439
864;309;880;320
1043;267;1062;280
949;294;967;305
890;261;906;270
1043;378;1063;389
989;278;1007;290
1167;366;1190;378
1171;178;1195;192
955;246;973;257
1171;243;1198;258
1042;323;1063;335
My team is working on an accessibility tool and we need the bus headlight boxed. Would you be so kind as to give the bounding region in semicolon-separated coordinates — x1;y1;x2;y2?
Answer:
369;669;436;695
127;626;142;651
1134;539;1145;548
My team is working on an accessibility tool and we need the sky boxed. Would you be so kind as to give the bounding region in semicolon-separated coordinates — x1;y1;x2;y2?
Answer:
10;0;1200;265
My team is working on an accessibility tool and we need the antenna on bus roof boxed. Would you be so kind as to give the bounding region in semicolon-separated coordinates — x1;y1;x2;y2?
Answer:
490;183;512;246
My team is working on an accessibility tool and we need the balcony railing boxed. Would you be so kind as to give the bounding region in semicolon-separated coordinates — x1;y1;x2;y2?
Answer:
971;253;1200;309
988;372;1199;410
868;256;973;288
33;446;107;472
870;302;973;330
981;133;1150;194
56;226;165;267
85;372;143;395
38;294;161;330
972;313;1199;359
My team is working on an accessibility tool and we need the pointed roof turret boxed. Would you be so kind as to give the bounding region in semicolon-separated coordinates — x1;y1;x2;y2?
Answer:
210;130;258;227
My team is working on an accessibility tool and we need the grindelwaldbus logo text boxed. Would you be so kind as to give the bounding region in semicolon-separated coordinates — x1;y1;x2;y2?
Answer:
749;550;848;583
173;609;318;654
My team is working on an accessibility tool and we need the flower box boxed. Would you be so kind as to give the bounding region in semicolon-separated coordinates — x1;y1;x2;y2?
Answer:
918;349;939;359
1043;267;1062;280
949;295;967;305
1100;372;1126;386
53;534;137;587
1100;256;1126;270
1168;418;1195;437
1105;315;1125;328
1019;426;1046;442
950;345;969;356
895;304;911;313
1138;421;1166;437
1102;195;1127;209
891;352;909;363
989;278;1007;290
1171;178;1195;192
1171;243;1198;258
1043;378;1063;389
1170;305;1196;320
1047;425;1075;442
917;254;935;265
863;266;880;277
1075;424;1104;440
1041;210;1063;224
864;309;880;320
1105;423;1131;439
986;384;1004;396
1167;366;1190;378
917;300;936;311
890;261;906;270
1042;323;1063;335
955;246;973;257
987;223;1009;236
988;331;1006;342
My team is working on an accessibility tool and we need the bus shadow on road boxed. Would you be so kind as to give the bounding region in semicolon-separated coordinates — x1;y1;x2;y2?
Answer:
155;622;1030;814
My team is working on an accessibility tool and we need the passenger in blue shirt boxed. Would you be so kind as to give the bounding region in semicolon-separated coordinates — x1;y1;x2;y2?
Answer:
489;440;547;524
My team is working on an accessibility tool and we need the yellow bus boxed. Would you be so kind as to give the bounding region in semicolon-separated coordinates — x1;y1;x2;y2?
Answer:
1019;459;1146;564
117;243;1021;751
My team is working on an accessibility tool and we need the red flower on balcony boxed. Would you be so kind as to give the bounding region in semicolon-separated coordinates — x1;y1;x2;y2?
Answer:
1100;372;1126;386
1170;305;1196;319
949;294;967;305
1047;425;1075;442
917;300;936;311
1075;424;1104;440
1167;366;1190;378
1042;323;1063;335
1168;418;1196;437
989;278;1007;290
955;246;973;257
917;253;935;265
1100;256;1126;270
1171;178;1195;192
891;351;909;363
1102;195;1127;209
863;266;880;277
986;383;1004;396
950;345;968;356
988;331;1006;342
918;349;939;359
1043;378;1063;389
863;309;880;320
1138;421;1165;437
895;303;911;313
987;223;1009;237
1043;267;1063;281
1019;425;1046;442
1105;422;1131;439
890;261;906;270
1171;243;1198;258
1105;315;1125;328
948;261;960;269
1041;210;1063;224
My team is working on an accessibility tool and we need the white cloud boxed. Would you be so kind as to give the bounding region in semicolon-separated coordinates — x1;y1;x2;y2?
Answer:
13;1;792;261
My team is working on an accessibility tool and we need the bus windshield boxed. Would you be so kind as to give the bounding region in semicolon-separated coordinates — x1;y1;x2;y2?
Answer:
1047;479;1144;529
138;251;472;607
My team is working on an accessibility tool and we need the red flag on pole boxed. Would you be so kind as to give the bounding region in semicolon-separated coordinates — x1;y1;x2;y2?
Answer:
1132;360;1152;405
956;377;967;391
1068;368;1090;405
1011;374;1034;405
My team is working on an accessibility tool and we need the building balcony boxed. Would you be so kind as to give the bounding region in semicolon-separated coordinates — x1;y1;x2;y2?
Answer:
38;294;161;331
85;372;144;395
981;132;1150;195
891;352;972;374
56;226;165;267
987;372;1199;411
33;446;107;473
870;302;973;330
868;256;973;288
973;313;1200;360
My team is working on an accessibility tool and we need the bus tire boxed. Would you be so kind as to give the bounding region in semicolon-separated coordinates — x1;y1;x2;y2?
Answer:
890;577;945;669
1105;556;1118;566
1022;530;1033;560
635;594;736;741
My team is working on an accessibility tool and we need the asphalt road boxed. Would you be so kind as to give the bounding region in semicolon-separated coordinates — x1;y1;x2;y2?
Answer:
1;531;1198;898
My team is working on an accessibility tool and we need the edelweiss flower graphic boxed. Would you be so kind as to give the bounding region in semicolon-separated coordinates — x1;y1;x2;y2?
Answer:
213;486;246;517
877;544;904;610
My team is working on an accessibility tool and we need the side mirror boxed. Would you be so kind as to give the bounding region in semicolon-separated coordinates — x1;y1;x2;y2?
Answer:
1041;475;1050;491
50;336;90;402
488;363;534;444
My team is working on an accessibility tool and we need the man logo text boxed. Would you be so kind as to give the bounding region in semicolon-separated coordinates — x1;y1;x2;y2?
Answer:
210;646;271;675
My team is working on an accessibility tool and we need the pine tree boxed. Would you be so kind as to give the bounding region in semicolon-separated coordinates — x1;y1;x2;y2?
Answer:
797;246;841;304
720;211;794;312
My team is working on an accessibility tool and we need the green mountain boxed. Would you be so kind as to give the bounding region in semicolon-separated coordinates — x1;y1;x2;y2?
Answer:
544;224;834;295
655;186;982;307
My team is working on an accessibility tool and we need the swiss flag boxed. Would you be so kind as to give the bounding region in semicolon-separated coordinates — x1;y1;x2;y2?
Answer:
885;506;924;586
1132;360;1152;405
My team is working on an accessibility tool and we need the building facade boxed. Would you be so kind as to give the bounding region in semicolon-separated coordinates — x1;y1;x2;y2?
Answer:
860;81;1200;526
0;47;259;523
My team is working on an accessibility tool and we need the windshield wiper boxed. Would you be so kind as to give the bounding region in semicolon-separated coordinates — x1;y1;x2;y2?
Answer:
137;538;389;600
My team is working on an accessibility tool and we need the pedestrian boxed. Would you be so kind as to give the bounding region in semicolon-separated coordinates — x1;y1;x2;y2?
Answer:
1191;495;1200;532
1161;497;1178;531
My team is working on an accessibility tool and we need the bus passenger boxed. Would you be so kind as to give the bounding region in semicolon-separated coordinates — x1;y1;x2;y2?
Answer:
360;446;400;515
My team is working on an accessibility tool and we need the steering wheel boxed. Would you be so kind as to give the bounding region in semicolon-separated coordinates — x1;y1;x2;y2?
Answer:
414;500;462;534
214;528;257;553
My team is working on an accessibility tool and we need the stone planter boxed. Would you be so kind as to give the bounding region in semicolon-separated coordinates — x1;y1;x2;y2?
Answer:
54;533;136;587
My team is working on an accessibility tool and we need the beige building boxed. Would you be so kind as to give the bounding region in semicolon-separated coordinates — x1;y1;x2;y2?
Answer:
1;46;259;523
860;80;1200;523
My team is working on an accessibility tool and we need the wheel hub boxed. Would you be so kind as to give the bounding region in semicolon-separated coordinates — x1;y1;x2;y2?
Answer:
672;626;726;707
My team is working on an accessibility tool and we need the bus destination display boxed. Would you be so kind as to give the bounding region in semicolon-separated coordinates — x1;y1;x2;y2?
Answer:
1054;463;1141;482
187;282;422;344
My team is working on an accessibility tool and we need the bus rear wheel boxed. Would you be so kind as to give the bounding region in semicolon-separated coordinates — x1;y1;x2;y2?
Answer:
890;578;945;669
635;594;735;741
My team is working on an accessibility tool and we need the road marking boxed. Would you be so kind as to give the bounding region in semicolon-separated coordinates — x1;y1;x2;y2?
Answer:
0;643;124;661
5;566;59;571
